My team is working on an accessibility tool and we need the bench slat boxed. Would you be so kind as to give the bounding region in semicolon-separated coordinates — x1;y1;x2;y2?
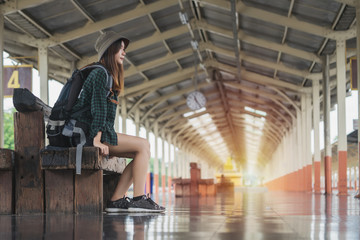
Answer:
0;149;14;170
41;147;127;174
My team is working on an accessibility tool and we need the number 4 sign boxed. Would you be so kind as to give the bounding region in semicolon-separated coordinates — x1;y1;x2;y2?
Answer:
3;65;32;98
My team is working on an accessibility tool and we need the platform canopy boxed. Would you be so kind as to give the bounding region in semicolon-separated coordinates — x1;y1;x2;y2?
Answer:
1;0;357;169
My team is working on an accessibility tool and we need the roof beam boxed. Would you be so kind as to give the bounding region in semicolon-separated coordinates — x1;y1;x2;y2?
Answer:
198;0;355;40
200;42;311;79
207;59;310;94
124;67;195;96
126;48;193;77
194;19;321;63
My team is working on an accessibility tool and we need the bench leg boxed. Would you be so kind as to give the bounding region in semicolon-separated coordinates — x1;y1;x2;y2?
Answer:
103;174;120;209
75;170;103;214
0;171;13;214
45;170;74;213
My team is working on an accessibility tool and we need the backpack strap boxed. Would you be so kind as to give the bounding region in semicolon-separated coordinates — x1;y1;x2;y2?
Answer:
81;63;113;98
62;119;86;175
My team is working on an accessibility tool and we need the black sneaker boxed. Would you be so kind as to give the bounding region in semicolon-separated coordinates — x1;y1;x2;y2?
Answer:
128;195;165;213
105;196;132;213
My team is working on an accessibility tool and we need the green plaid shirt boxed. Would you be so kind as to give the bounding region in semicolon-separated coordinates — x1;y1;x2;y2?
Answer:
72;68;118;145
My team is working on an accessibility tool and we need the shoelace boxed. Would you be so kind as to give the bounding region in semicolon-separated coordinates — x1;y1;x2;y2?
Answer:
145;193;159;207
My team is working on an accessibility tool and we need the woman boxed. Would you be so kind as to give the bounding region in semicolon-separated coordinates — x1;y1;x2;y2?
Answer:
72;31;165;213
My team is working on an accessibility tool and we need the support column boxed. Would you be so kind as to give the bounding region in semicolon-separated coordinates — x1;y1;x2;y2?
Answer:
356;1;360;199
301;95;307;191
306;94;313;192
313;79;321;193
114;108;120;132
173;144;177;179
336;39;348;196
145;120;151;194
154;122;159;194
161;132;166;193
38;45;49;104
296;109;302;191
0;13;4;147
323;55;332;195
168;136;172;193
135;108;140;137
121;97;127;134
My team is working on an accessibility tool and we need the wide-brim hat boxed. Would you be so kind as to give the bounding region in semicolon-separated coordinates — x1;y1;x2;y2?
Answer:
95;31;130;61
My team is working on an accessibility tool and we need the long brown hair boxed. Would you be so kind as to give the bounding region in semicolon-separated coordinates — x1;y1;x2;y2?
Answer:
99;40;125;96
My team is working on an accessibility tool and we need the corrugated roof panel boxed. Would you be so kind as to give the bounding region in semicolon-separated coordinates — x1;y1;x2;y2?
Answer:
241;42;278;63
4;17;24;33
49;45;78;62
293;0;340;27
321;39;336;56
126;42;167;65
335;5;356;30
206;32;233;51
280;53;312;71
242;61;274;78
23;1;88;34
65;32;99;57
78;0;138;21
157;84;178;96
200;4;232;30
176;78;193;90
6;12;49;38
311;62;322;73
286;28;324;53
106;16;157;42
239;15;284;44
214;53;236;68
151;4;182;32
277;71;304;85
124;73;145;88
143;61;179;80
242;0;290;16
166;32;194;53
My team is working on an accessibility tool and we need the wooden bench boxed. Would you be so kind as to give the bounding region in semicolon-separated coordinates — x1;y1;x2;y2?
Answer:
0;149;15;214
173;162;216;197
12;108;129;214
41;147;127;214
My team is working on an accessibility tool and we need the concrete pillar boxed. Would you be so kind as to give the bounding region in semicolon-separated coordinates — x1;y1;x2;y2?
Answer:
114;107;120;132
355;1;360;199
0;13;4;147
135;108;140;137
154;121;159;193
336;39;348;196
168;136;172;193
173;144;177;179
145;120;151;194
305;93;312;192
313;79;321;193
161;132;165;193
121;97;127;134
301;95;307;191
296;109;302;191
323;55;332;195
38;45;49;104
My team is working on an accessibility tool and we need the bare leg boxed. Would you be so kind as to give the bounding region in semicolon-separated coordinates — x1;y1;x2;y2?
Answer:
105;133;150;200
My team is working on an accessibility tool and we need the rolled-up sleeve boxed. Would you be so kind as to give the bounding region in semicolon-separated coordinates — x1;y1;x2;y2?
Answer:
88;69;108;139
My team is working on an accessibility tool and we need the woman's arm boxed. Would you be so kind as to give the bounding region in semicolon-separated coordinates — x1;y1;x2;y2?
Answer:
93;131;109;156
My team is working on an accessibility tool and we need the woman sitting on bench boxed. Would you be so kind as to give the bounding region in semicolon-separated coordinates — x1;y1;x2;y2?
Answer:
72;31;165;213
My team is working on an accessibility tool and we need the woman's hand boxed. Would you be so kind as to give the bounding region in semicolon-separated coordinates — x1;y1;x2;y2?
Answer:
93;131;109;156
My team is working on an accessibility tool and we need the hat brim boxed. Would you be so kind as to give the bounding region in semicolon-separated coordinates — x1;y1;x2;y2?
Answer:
98;36;130;61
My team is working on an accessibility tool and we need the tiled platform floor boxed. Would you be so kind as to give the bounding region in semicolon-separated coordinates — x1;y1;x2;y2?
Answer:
1;187;360;239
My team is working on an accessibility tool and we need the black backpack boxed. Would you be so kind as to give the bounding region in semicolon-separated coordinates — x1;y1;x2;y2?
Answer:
46;63;113;174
